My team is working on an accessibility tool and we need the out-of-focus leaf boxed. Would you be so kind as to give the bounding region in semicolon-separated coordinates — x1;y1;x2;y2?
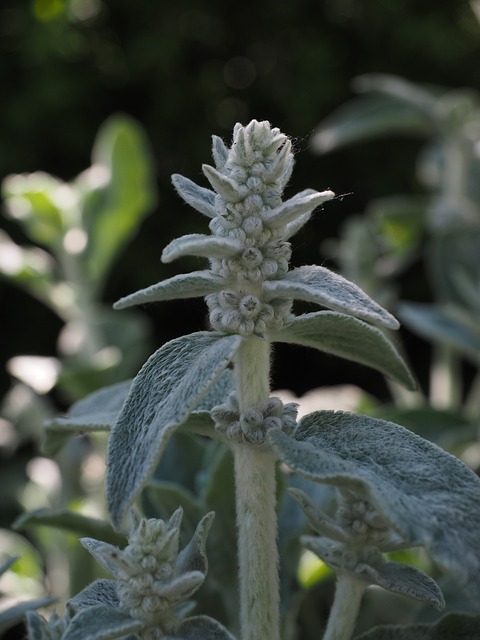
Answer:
0;598;56;636
428;230;480;308
43;379;131;456
0;231;57;311
13;509;125;546
398;303;480;363
78;114;157;286
369;196;426;258
2;172;68;246
311;93;433;154
355;612;480;640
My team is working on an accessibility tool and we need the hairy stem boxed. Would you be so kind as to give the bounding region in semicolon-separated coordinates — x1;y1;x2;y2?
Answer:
233;338;280;640
323;572;366;640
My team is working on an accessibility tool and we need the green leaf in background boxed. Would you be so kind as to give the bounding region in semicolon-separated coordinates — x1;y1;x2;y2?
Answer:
269;411;480;605
369;196;426;260
106;332;241;529
13;509;126;546
0;230;57;311
428;230;480;309
398;302;480;364
311;92;433;154
355;612;480;640
271;311;416;390
2;172;68;247
43;379;131;456
78;114;157;287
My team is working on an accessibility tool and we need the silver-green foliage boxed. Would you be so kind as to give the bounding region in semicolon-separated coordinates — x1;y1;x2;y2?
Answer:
39;119;480;640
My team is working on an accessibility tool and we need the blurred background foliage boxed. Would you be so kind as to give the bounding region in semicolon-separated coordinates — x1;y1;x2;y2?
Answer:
1;0;480;638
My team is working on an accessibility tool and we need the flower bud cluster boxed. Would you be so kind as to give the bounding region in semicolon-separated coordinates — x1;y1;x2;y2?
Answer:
206;290;292;337
86;509;205;633
211;392;298;444
205;121;296;336
337;496;398;548
114;516;180;624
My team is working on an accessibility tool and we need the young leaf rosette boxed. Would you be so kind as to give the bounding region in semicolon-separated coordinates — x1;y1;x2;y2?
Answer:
268;410;480;609
63;509;234;640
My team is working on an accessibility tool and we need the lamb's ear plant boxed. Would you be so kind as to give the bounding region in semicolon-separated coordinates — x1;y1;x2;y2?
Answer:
36;120;480;640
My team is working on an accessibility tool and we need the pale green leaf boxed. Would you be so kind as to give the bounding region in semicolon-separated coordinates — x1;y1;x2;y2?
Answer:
269;410;480;603
2;172;66;246
0;555;19;576
113;271;224;310
62;605;144;640
80;115;157;285
106;332;241;528
161;234;243;263
271;311;415;390
264;266;399;330
172;174;217;218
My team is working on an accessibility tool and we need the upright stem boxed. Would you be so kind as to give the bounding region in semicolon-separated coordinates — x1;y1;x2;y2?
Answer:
323;572;366;640
232;338;280;640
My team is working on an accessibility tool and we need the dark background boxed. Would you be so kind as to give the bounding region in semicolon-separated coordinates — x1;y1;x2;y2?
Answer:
1;0;479;400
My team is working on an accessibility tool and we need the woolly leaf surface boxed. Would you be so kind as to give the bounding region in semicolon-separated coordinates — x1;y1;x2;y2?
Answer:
69;579;119;611
263;266;399;329
113;271;224;310
202;164;246;202
356;557;445;609
271;311;415;389
269;410;480;603
106;332;241;528
80;538;122;577
172;174;216;218
177;511;215;575
161;234;243;263
62;605;144;640
211;135;229;170
263;189;334;227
